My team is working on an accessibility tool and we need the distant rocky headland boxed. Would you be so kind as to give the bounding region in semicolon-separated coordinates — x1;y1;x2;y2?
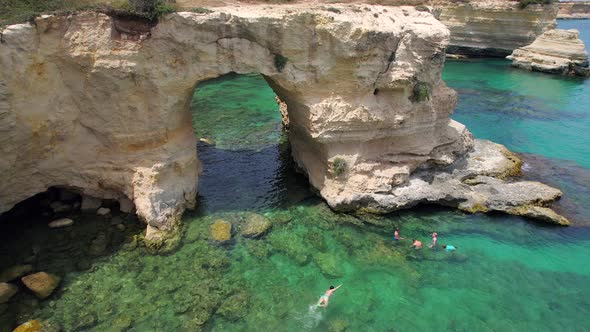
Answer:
558;1;590;19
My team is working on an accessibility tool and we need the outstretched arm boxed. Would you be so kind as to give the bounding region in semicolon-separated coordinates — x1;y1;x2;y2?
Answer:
335;284;343;290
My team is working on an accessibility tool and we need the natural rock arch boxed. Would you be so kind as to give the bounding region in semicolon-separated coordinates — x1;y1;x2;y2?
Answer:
0;5;569;248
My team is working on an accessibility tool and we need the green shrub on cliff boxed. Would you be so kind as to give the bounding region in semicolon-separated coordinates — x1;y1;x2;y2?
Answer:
0;0;177;28
518;0;553;9
332;158;347;177
411;82;430;103
274;54;289;72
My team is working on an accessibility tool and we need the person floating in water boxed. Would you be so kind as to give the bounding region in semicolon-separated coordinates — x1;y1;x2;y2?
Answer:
442;244;457;251
394;228;405;241
428;232;438;248
410;239;422;249
317;284;342;307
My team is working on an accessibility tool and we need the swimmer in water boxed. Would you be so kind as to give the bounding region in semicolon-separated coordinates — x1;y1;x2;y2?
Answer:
317;284;342;307
428;232;438;248
394;228;405;241
411;239;422;249
442;244;457;251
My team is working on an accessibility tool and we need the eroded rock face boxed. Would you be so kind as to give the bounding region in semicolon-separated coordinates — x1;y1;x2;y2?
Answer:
558;2;590;19
507;29;589;76
436;1;558;57
325;140;570;226
0;6;468;244
0;5;568;247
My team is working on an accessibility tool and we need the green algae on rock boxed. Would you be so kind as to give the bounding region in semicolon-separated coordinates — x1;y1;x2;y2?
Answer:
210;220;232;242
241;213;272;238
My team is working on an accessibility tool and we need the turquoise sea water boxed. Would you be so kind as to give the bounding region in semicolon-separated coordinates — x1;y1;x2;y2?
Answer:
1;20;590;332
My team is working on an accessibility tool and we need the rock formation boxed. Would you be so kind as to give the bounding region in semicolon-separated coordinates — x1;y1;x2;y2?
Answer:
436;1;558;57
0;5;569;248
507;29;590;76
241;213;272;238
21;272;61;299
558;1;590;19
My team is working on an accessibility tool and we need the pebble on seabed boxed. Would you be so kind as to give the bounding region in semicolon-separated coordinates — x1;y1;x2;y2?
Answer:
96;207;111;216
48;218;74;228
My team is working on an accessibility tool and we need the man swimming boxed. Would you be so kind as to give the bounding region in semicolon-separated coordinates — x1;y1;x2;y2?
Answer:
394;228;405;241
317;284;342;307
410;239;422;249
428;232;438;248
442;244;457;251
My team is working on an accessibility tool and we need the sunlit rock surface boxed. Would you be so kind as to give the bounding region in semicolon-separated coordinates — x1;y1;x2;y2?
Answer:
558;1;590;19
0;5;568;246
507;29;589;76
436;1;558;57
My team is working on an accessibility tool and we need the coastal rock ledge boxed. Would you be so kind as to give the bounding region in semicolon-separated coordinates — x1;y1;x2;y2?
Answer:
0;5;569;248
507;29;590;77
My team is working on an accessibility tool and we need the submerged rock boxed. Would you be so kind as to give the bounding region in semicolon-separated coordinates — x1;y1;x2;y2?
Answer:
507;29;589;76
0;264;33;282
216;292;249;321
210;220;232;242
21;272;61;299
314;253;344;278
13;320;42;332
49;201;71;213
507;206;570;226
48;218;74;228
88;232;109;256
0;283;18;303
96;207;111;216
241;214;272;238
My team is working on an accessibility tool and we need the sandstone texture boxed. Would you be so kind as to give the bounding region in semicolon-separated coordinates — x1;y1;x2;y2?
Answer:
0;4;569;247
436;1;558;57
507;29;590;76
21;272;61;299
558;1;590;19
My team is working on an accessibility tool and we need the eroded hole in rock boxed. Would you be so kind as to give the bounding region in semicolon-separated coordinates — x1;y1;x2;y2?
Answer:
189;73;313;213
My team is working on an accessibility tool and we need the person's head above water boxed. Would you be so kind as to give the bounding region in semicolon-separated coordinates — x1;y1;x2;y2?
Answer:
442;245;447;248
329;285;335;289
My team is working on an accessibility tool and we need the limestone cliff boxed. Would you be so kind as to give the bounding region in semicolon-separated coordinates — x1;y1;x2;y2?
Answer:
0;5;569;247
436;1;558;57
558;1;590;19
507;29;589;76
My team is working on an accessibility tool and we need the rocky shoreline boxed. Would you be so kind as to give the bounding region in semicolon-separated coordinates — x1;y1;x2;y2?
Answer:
0;4;570;249
507;29;590;77
435;1;558;57
558;1;590;19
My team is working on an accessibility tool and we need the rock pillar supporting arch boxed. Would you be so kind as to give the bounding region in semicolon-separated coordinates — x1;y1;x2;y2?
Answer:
0;5;568;248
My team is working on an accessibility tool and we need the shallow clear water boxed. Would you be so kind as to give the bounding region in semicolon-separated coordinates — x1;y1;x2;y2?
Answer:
2;21;590;332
